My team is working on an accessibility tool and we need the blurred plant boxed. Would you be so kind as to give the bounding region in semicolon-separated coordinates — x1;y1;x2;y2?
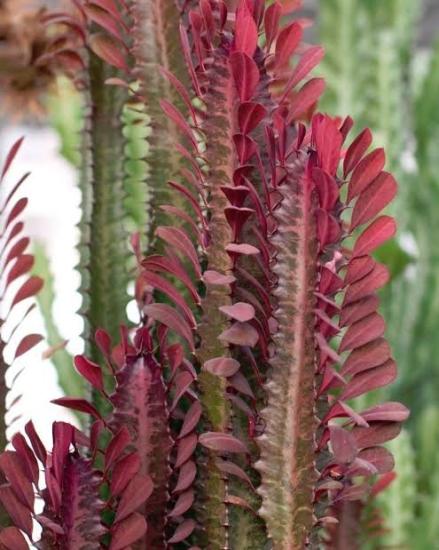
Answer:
0;0;409;548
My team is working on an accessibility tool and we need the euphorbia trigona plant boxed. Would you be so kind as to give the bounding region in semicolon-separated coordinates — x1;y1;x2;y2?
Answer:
0;0;409;548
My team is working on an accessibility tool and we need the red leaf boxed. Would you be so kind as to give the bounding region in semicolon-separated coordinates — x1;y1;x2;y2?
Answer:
264;1;282;50
115;474;153;522
275;22;302;68
144;304;195;350
84;4;122;40
5;198;27;230
216;458;254;487
4;238;29;267
159;67;197;124
142;271;196;328
110;513;147;550
329;426;357;464
160;100;199;152
350;171;397;230
0;452;34;510
282;45;325;100
235;9;258;57
339;312;385;352
95;328;112;359
340;360;397;401
203;270;236;286
345;256;375;285
203;357;240;377
199;432;248;454
0;527;28;550
11;434;39;483
168;488;194;517
219;322;259;347
340;295;380;327
352;216;396;258
6;255;34;287
219;302;255;322
370;471;397;496
361;402;410;423
1;138;24;181
178;401;202;438
343;262;389;306
230;52;260;102
111;453;140;496
74;355;104;391
89;0;121;19
341;338;392;377
52;397;102;420
168;519;196;544
179;24;201;96
0;486;32;536
155;226;200;278
14;334;43;359
347;148;386;202
312;168;339;210
10;276;43;309
24;421;46;464
343;128;373;177
89;33;128;71
238;102;267;134
171;371;194;410
288;78;325;121
175;434;198;468
173;460;196;493
105;427;131;469
352;422;401;449
357;446;394;474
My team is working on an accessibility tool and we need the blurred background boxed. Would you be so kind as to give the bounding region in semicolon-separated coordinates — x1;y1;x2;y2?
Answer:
0;0;438;548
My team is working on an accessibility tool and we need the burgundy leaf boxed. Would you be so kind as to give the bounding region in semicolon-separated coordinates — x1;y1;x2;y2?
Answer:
341;338;392;377
111;453;141;496
347;148;386;201
199;432;248;454
84;4;123;40
238;102;267;134
350;171;397;230
264;1;282;50
168;488;194;517
288;78;326;121
160;100;199;152
24;421;46;464
171;371;194;410
144;304;195;350
105;426;131;469
159;67;197;124
115;474;153;523
175;433;198;468
343;263;389;306
74;355;104;391
275;22;302;68
14;334;43;359
235;9;258;57
282;46;325;100
352;422;401;449
339;312;385;352
52;397;102;420
155;226;201;278
203;270;236;286
1;138;24;180
343;128;373;177
95;328;112;360
173;460;196;493
0;527;28;550
216;458;254;487
219;322;259;347
5;255;33;288
178;401;202;439
0;486;32;536
203;357;240;377
357;446;394;474
230;52;260;102
10;276;44;309
0;452;34;510
340;359;397;401
110;513;147;550
339;295;380;327
219;302;255;322
361;402;410;423
352;216;396;258
329;426;357;464
89;33;128;71
168;519;196;543
11;433;39;483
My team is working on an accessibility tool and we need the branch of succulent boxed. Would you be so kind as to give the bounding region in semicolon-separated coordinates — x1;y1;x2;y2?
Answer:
0;0;409;548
